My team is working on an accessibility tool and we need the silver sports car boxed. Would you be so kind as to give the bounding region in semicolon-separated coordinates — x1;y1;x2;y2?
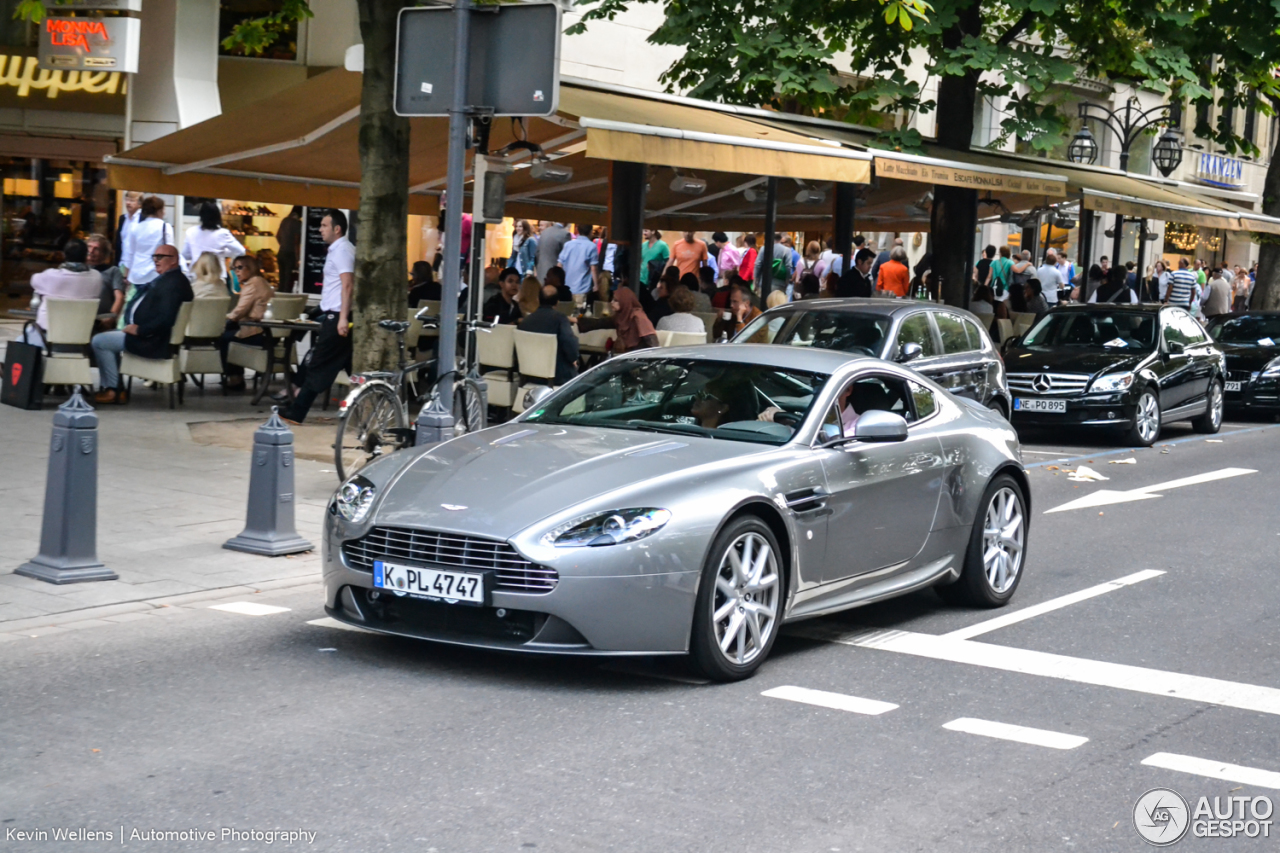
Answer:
323;345;1030;681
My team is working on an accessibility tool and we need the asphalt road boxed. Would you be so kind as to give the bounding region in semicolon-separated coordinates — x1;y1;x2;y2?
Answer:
3;419;1279;852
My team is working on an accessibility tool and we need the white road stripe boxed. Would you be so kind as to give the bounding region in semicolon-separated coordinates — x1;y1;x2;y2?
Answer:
209;602;291;616
306;616;373;633
942;717;1087;750
1142;753;1280;790
845;631;1280;717
944;570;1165;640
762;685;898;715
1045;467;1257;513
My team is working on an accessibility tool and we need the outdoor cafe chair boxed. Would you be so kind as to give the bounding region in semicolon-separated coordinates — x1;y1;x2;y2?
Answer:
120;301;194;409
513;329;559;413
179;296;232;393
659;330;708;348
476;322;517;410
693;312;718;341
41;298;99;389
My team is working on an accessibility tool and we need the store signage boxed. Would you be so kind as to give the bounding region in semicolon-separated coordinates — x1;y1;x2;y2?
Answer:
1193;152;1246;189
0;54;123;98
873;156;1067;197
39;16;139;73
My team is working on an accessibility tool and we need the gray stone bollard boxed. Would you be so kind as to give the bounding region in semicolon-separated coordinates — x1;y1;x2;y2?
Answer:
16;389;117;584
223;408;313;556
414;394;455;446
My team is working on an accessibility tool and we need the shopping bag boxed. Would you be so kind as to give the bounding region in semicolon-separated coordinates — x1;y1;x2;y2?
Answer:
1;340;44;410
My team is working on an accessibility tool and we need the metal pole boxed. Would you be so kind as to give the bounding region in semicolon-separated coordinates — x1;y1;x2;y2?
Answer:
1076;206;1092;301
1112;213;1124;267
834;182;856;292
1135;218;1148;292
437;0;472;404
761;176;778;298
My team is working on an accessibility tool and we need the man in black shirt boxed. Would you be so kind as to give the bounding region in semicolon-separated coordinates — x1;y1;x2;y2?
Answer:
975;244;995;292
483;267;524;324
545;266;573;302
517;285;579;385
837;248;876;298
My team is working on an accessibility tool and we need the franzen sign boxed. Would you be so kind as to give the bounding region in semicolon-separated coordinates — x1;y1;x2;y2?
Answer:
1193;152;1246;189
39;16;139;73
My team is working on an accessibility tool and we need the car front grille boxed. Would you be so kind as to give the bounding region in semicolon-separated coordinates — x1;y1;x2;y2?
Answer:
1227;369;1254;383
1007;372;1091;396
342;526;558;593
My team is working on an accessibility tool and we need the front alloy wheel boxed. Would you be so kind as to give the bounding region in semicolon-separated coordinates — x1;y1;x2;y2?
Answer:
1127;389;1161;447
691;517;782;681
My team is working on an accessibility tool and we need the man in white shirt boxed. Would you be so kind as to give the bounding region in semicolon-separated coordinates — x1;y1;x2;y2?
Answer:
280;209;355;424
1036;248;1065;304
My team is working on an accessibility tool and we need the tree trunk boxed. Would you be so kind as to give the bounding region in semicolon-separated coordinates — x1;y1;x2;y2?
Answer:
1252;126;1280;310
929;1;982;308
352;0;413;373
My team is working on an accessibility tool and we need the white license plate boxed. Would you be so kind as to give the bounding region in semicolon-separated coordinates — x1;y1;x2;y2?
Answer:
373;560;487;605
1225;381;1243;392
1014;397;1067;413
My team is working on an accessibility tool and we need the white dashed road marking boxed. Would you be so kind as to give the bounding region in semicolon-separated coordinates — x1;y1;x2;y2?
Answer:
209;602;292;616
942;717;1087;750
761;685;898;715
847;630;1280;716
1044;467;1257;513
1142;753;1280;790
944;570;1165;640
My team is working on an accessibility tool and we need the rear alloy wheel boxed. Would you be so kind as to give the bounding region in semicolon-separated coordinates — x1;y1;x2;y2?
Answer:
1191;379;1224;434
938;474;1026;608
1126;389;1161;447
691;516;782;682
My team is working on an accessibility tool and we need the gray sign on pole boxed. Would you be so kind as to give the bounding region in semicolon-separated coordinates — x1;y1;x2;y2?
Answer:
394;3;561;118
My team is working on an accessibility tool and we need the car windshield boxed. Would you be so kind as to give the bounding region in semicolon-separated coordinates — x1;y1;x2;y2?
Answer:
522;358;831;445
734;310;891;357
1207;314;1280;345
1021;311;1156;352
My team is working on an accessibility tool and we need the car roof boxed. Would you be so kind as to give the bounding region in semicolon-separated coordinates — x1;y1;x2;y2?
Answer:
760;298;943;318
1210;310;1280;318
1051;303;1167;314
619;343;877;374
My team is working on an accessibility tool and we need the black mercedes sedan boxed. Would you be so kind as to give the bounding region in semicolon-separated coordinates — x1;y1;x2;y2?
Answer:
1004;304;1225;446
1205;311;1280;414
733;298;1012;417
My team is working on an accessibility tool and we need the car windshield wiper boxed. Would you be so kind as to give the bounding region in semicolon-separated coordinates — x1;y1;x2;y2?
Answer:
624;420;716;438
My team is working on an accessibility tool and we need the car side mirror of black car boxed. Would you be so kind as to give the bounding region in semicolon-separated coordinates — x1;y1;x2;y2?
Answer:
896;342;923;363
853;410;910;443
1167;340;1185;354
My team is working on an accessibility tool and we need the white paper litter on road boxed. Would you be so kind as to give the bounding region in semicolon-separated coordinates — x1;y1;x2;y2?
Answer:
1108;458;1136;464
1067;465;1109;482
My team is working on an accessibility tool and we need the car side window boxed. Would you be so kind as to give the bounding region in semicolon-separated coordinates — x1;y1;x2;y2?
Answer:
847;374;914;423
935;312;972;354
1175;311;1209;345
1162;311;1191;349
962;317;988;351
897;313;939;357
909;380;937;421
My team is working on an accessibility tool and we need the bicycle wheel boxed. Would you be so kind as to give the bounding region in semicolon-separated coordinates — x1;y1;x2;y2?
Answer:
334;383;408;481
452;379;487;436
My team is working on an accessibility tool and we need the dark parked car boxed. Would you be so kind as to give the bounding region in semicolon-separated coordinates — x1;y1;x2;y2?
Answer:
1004;304;1225;446
1205;311;1280;415
733;298;1012;417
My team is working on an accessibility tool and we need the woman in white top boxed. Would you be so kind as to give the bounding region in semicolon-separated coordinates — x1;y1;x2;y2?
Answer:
655;285;707;334
121;195;173;285
181;201;245;279
190;252;228;299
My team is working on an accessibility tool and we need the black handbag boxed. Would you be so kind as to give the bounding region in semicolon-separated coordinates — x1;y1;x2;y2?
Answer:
2;340;44;410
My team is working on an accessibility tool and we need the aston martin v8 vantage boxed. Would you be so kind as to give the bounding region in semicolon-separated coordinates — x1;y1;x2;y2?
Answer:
324;345;1030;681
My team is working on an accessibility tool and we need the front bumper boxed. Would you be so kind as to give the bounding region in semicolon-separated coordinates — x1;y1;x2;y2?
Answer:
1008;393;1135;429
323;530;700;655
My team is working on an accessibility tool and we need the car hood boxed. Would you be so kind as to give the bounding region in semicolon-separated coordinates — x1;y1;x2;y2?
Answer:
1218;343;1280;371
1004;347;1149;377
373;422;768;539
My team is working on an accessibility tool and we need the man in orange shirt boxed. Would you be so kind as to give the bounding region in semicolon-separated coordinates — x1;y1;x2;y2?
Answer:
876;246;911;297
668;230;709;279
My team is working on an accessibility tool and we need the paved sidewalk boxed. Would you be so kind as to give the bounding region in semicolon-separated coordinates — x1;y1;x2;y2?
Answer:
0;324;342;625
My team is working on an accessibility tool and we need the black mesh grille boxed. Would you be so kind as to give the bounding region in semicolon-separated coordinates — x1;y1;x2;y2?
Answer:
1227;370;1253;382
342;526;557;593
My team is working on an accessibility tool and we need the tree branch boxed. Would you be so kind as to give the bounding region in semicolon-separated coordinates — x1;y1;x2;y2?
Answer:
997;11;1034;46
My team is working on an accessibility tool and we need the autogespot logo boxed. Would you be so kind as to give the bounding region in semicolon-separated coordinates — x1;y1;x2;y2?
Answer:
1135;788;1190;846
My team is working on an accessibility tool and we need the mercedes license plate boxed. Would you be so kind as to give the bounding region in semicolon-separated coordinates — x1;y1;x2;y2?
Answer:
1014;397;1067;413
373;560;488;606
1225;381;1243;392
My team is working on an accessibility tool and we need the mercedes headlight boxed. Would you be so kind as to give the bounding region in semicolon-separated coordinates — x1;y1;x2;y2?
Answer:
545;508;672;547
1262;358;1280;376
1090;373;1135;393
334;475;376;523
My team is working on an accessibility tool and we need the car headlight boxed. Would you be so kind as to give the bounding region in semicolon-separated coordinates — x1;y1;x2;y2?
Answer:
334;475;376;523
544;508;672;547
1090;373;1134;393
1262;358;1280;376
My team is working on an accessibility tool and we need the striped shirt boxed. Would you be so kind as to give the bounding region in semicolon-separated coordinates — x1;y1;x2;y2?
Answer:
1165;269;1199;307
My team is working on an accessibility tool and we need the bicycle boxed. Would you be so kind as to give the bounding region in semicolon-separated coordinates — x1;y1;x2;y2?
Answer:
333;309;493;481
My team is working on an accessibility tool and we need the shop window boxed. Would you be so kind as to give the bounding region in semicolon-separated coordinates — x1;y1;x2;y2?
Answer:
219;0;300;62
1244;96;1257;150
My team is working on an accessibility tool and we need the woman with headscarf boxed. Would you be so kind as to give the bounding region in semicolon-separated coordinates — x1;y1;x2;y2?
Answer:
610;287;658;353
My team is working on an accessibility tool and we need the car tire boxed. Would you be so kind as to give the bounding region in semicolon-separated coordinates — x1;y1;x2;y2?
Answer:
1125;388;1162;447
986;398;1009;420
690;515;784;682
937;474;1027;608
1191;378;1224;434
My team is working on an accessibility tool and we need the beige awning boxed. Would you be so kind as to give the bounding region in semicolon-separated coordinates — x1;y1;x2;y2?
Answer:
870;154;1067;196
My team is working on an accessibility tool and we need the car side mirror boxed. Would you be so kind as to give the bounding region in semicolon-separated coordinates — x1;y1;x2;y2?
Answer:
522;386;554;411
853;410;909;443
1167;341;1185;354
896;342;923;363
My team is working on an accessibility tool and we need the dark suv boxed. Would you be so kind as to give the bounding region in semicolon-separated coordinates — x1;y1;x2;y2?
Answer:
733;298;1012;416
1004;304;1225;446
